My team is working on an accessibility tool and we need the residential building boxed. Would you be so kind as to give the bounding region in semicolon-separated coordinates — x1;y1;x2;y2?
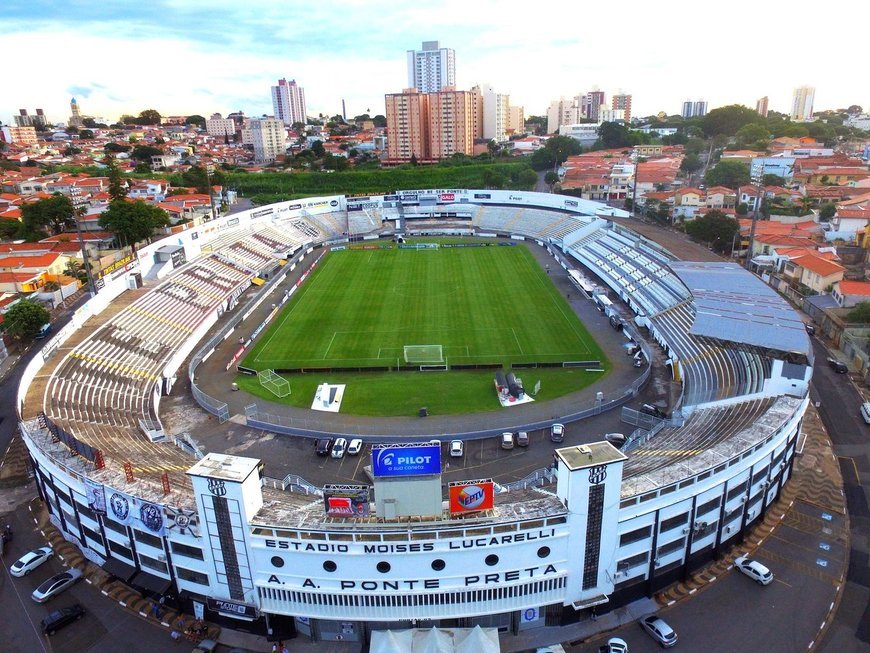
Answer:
0;125;38;145
558;123;600;147
206;113;236;138
507;105;525;136
832;280;870;308
479;84;510;142
751;156;796;182
428;87;476;158
14;109;48;129
611;93;632;124
756;96;769;118
785;252;844;294
406;41;455;93
546;97;582;134
582;90;606;121
385;88;431;162
598;108;625;124
250;118;286;164
271;78;307;126
681;100;707;119
791;86;815;122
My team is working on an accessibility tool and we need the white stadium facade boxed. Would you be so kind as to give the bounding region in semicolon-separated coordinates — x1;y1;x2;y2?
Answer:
17;189;812;644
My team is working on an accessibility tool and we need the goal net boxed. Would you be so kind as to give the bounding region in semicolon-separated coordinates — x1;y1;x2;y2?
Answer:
403;344;444;364
258;369;291;397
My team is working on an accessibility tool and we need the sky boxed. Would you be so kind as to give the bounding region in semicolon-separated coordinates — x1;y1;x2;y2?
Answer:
2;0;868;126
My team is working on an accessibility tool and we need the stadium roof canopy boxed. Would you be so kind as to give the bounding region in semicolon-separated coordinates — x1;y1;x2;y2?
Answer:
669;261;812;358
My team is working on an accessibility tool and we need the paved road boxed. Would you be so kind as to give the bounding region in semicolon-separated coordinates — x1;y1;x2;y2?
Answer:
811;336;870;652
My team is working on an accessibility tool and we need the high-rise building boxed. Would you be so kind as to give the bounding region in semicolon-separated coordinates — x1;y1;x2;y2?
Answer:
250;118;286;163
0;125;38;145
428;87;476;159
756;96;769;118
69;98;83;128
478;84;510;142
14;109;48;129
681;100;707;119
507;105;525;136
546;97;582;134
406;41;455;93
271;78;307;126
791;86;815;122
582;90;606;122
598;108;625;124
385;88;431;162
611;93;632;124
206;113;236;138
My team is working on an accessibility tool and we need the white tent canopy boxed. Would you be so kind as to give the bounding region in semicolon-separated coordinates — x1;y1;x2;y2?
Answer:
370;626;500;653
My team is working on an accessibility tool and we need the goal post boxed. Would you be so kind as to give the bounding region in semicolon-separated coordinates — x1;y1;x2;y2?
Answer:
403;344;444;364
258;369;291;398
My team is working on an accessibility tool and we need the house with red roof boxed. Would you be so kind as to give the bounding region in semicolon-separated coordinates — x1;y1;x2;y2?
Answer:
782;252;845;294
832;280;870;308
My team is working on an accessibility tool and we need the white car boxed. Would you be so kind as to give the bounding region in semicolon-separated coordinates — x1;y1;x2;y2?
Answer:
449;440;464;457
598;637;629;653
347;438;363;456
550;423;565;443
734;555;773;585
331;437;347;459
501;432;514;450
10;546;53;577
31;568;83;603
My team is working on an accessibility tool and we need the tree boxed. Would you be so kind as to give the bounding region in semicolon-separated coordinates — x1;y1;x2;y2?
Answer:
684;211;739;252
409;153;419;166
310;140;326;158
702;104;764;137
98;200;170;252
104;142;130;154
19;194;76;237
82;117;98;128
704;160;750;189
736;202;749;216
680;154;702;174
137;109;162;125
762;174;785;186
3;300;50;340
105;156;127;200
530;147;557;171
735;123;770;149
482;169;506;189
322;153;349;171
819;203;837;221
78;129;94;139
544;170;559;188
0;219;20;239
847;301;870;323
181;166;225;194
372;115;387;128
544;135;582;165
185;115;206;128
131;144;163;161
595;122;632;149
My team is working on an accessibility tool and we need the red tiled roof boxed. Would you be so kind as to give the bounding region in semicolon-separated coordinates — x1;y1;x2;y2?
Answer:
838;280;870;296
790;253;845;277
0;252;62;268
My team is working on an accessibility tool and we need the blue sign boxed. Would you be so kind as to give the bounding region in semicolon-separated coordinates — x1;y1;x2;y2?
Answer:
372;445;441;477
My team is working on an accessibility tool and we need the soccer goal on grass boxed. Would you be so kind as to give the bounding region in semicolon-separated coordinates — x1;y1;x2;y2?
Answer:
258;369;291;397
403;344;444;364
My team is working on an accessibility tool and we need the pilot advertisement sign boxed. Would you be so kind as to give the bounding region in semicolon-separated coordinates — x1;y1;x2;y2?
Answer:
372;444;441;477
449;481;494;514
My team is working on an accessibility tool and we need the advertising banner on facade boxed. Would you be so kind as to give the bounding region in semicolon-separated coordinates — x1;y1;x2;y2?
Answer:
449;480;494;514
323;485;370;518
85;478;106;515
372;444;441;477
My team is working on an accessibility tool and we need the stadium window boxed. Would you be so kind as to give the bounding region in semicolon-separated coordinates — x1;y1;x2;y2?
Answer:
660;513;688;532
176;566;209;586
170;541;204;560
82;525;103;547
485;554;499;566
656;537;686;558
697;497;721;516
108;540;133;560
619;525;652;546
376;561;391;573
727;482;748;502
139;553;168;574
323;561;337;572
133;529;163;549
270;556;284;568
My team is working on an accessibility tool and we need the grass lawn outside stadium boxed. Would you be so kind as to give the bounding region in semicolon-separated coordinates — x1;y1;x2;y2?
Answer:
238;240;611;416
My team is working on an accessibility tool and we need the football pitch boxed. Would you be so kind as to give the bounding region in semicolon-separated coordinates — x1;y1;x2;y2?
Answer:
239;242;610;415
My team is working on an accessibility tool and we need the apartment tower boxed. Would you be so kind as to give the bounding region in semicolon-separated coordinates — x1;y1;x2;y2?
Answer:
271;78;307;126
611;93;632;124
385;88;431;162
406;41;456;93
756;96;769;117
791;86;815;122
250;118;286;164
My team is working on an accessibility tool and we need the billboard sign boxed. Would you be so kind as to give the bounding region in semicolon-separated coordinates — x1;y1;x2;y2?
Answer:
449;481;494;514
372;444;441;477
323;485;370;518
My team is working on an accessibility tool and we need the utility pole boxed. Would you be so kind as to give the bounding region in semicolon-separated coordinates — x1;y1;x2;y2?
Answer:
744;162;764;271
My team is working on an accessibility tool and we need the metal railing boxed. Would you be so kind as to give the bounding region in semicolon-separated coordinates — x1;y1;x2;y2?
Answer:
498;467;557;493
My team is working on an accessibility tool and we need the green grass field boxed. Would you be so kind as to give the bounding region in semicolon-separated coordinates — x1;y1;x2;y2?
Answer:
239;242;610;415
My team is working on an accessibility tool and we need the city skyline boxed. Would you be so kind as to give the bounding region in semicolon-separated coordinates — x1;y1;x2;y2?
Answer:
2;0;867;126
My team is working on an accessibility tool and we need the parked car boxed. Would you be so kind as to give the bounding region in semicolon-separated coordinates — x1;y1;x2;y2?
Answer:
449;440;464;457
347;438;363;456
605;433;627;449
31;568;83;603
315;438;333;456
827;357;848;374
516;431;529;447
805;323;816;335
501;432;515;450
639;615;677;648
10;546;53;577
640;403;668;418
41;603;85;635
598;637;629;653
550;423;565;443
331;437;347;459
734;555;774;585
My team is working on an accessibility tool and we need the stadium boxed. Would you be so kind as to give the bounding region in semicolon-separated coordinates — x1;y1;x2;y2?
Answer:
17;189;812;646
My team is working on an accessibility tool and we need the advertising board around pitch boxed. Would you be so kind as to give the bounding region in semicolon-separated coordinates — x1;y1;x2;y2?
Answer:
372;444;441;477
449;481;495;514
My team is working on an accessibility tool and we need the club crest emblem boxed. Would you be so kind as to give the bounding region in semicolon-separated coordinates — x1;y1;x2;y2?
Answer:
208;478;227;496
588;465;607;485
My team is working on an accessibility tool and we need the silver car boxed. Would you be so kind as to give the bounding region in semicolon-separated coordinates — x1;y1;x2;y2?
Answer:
31;568;83;603
639;615;678;648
